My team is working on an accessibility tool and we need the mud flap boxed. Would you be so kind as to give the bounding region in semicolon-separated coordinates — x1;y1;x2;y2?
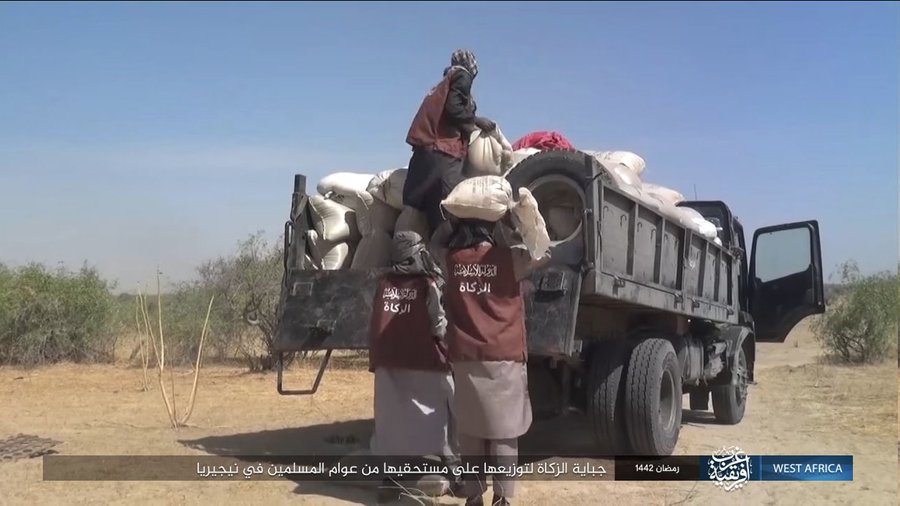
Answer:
523;265;582;357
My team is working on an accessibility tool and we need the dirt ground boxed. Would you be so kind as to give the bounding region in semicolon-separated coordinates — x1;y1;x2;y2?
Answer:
0;320;896;505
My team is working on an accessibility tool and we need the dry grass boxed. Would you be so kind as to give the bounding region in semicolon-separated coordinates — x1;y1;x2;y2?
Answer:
0;320;896;505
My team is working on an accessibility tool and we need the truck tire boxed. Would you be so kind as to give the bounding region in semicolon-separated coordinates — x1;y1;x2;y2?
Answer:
505;149;596;193
624;338;682;456
712;344;749;425
586;339;632;455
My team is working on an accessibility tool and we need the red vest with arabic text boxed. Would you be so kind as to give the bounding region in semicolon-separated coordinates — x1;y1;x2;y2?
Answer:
445;244;527;363
369;274;449;373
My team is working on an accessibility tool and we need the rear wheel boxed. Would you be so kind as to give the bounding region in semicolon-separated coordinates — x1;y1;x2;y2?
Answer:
712;345;749;424
586;340;632;455
624;338;682;456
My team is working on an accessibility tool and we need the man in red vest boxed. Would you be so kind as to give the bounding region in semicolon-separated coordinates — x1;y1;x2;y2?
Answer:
404;49;496;235
368;231;460;502
441;217;550;506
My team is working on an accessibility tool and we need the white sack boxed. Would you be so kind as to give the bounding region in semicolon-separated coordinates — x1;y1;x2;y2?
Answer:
547;206;581;240
643;183;685;206
675;207;719;240
511;188;551;260
317;172;375;200
636;192;668;212
307;230;352;270
589;150;646;177
610;164;643;189
317;173;377;234
467;127;514;177
508;148;541;171
367;168;407;210
366;200;400;234
584;151;643;197
309;194;360;243
350;231;393;270
321;243;353;270
395;205;430;239
441;176;514;222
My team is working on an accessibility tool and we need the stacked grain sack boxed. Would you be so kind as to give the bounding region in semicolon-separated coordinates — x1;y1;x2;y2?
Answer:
307;168;432;271
368;168;431;240
576;150;722;246
466;127;514;177
441;176;551;260
451;125;550;259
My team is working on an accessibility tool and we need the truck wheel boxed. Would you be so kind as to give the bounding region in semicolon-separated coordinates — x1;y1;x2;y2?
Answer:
586;340;632;455
712;345;748;425
504;149;595;193
624;338;682;456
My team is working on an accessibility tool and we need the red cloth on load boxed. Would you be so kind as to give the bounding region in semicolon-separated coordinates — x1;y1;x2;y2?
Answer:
511;131;574;151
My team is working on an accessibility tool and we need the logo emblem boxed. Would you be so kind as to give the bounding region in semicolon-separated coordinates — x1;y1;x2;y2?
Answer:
707;446;752;492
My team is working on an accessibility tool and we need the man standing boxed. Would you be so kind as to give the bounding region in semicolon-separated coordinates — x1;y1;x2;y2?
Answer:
368;231;459;502
441;217;550;506
404;49;496;235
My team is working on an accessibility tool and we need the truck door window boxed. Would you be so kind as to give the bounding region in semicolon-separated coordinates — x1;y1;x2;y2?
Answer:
750;221;825;342
754;227;811;283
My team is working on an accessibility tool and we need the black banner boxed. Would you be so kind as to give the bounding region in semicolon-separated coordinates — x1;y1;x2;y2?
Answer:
614;456;701;481
44;455;618;481
42;454;854;483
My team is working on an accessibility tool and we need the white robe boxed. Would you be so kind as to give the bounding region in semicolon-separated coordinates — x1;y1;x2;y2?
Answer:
370;368;457;458
453;360;532;440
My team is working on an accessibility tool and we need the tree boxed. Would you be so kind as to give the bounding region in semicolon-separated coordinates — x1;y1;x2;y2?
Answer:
196;232;289;371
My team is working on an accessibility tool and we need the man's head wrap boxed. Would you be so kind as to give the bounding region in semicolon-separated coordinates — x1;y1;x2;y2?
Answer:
448;218;496;250
446;48;478;78
391;231;444;286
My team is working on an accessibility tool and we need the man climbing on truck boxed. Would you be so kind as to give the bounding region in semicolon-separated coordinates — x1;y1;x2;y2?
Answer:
403;49;497;235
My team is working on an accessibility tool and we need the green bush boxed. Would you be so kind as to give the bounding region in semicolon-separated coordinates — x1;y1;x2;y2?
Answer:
813;261;899;364
195;232;287;371
0;263;117;366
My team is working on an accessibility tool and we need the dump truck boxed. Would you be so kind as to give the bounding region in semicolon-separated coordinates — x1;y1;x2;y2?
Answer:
273;150;825;456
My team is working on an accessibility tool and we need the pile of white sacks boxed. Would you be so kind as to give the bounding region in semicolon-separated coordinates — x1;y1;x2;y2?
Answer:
307;138;721;271
306;169;430;270
506;147;722;246
579;150;721;246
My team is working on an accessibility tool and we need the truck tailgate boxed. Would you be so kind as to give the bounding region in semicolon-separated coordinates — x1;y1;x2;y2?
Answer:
274;265;582;357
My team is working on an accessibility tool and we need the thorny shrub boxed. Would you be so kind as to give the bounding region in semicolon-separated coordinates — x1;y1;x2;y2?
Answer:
813;261;899;365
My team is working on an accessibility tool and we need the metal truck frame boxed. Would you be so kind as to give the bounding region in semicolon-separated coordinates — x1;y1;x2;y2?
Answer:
273;150;826;456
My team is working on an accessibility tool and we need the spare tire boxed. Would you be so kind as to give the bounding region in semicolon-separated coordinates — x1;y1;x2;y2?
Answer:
505;151;595;267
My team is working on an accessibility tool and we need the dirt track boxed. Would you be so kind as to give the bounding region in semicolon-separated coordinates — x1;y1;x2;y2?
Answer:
0;320;896;505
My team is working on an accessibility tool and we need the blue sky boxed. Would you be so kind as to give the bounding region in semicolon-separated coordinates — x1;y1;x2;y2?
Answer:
0;2;897;290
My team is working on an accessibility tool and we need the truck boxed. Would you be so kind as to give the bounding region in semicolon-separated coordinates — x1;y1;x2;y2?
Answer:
272;149;826;456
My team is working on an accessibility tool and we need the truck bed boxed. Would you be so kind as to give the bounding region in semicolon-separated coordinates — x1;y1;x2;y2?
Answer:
275;151;739;357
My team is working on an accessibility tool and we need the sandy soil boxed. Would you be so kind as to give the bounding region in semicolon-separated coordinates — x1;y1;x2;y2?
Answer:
0;320;896;505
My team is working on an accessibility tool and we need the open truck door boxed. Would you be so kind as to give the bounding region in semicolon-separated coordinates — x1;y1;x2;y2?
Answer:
749;220;825;342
